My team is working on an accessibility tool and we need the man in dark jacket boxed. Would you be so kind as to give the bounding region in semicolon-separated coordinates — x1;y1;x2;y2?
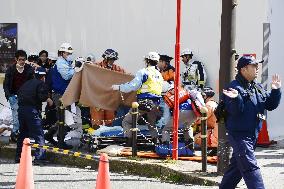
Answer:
219;55;281;189
3;50;34;141
15;67;53;164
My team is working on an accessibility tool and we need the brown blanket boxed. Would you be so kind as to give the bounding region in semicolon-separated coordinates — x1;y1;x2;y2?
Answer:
61;63;137;110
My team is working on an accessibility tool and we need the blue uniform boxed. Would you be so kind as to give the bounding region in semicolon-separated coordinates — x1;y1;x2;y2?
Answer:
15;78;49;161
220;74;281;189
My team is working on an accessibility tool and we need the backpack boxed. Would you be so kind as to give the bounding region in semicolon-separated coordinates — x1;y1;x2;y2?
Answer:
214;95;227;123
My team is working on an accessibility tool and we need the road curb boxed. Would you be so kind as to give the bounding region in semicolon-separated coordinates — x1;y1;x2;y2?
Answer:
0;144;218;186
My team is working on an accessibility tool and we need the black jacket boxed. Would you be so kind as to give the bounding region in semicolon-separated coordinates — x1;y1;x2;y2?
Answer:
17;78;49;110
3;63;34;100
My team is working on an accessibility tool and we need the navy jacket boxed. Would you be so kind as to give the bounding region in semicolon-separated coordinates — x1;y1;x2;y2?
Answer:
224;74;281;137
18;78;49;110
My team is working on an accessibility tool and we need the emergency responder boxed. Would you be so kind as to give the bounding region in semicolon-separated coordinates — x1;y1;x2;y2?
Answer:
92;49;126;128
219;55;282;189
180;48;206;90
112;52;163;147
44;42;75;149
194;86;218;156
157;54;175;83
3;50;34;142
15;67;53;164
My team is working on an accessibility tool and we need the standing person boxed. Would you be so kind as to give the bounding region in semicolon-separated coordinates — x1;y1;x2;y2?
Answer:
91;49;126;128
219;55;281;189
112;52;163;146
15;67;53;164
180;48;206;91
157;54;175;83
45;43;75;149
38;50;51;69
3;50;34;142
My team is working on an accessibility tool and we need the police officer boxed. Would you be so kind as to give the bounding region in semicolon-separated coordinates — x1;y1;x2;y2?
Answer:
111;52;163;147
15;67;53;164
220;55;282;189
180;48;206;90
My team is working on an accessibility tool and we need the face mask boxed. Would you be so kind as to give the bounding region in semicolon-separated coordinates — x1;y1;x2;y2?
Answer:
66;55;73;62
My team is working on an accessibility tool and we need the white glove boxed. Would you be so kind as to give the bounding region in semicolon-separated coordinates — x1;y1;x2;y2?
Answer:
111;85;120;91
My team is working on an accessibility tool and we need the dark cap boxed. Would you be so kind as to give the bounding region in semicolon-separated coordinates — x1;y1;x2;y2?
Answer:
237;55;264;70
159;54;173;63
35;67;46;75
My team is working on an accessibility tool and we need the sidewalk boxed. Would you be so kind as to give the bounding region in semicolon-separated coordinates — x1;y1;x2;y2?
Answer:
1;139;283;188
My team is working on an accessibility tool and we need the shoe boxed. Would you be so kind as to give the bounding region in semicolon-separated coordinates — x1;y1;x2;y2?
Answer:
33;159;50;165
57;142;73;150
45;133;57;146
124;138;132;147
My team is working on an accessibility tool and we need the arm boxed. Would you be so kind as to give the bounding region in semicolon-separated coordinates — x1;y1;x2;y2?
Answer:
37;83;49;102
119;69;147;93
223;88;245;115
196;61;206;88
56;61;74;80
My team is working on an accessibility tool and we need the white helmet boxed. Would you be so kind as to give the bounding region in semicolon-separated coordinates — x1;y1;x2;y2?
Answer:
59;43;73;53
48;52;58;61
145;52;160;61
180;48;193;57
86;53;96;62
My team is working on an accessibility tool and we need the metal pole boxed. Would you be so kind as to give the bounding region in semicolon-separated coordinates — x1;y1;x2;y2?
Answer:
131;102;139;157
172;0;182;160
218;0;237;174
200;107;208;172
58;99;65;148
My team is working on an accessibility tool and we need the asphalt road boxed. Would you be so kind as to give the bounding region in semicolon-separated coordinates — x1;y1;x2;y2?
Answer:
0;158;218;189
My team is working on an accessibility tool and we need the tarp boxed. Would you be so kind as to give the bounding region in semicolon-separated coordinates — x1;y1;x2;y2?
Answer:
61;63;137;110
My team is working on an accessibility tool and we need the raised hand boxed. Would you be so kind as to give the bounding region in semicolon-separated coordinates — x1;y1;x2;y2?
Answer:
223;88;239;98
271;74;281;89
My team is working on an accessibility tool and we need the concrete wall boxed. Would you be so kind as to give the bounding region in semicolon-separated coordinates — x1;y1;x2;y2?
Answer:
1;0;282;138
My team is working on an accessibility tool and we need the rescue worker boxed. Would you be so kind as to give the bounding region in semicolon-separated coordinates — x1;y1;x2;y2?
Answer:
219;55;282;189
157;54;175;83
161;88;204;154
15;67;53;164
44;42;75;149
180;48;206;90
3;50;34;142
194;86;218;156
91;49;126;128
111;52;163;147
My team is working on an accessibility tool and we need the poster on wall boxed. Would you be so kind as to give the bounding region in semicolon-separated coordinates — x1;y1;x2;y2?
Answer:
0;23;17;73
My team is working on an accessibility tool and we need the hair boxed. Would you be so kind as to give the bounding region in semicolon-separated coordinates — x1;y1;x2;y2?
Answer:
15;50;27;59
39;50;48;57
146;59;158;66
35;74;45;80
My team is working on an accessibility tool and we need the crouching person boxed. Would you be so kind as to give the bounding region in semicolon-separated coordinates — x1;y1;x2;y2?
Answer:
15;67;53;164
112;52;163;147
194;86;218;156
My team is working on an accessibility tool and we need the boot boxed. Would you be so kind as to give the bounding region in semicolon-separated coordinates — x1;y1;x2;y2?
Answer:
207;148;217;156
185;138;195;153
45;126;58;146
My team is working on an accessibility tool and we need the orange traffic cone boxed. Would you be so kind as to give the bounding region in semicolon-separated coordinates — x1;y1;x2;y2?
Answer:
15;138;34;189
95;153;111;189
257;120;271;147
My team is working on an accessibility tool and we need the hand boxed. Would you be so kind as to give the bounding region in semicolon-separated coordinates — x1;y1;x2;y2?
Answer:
223;88;239;98
271;74;281;89
111;85;120;91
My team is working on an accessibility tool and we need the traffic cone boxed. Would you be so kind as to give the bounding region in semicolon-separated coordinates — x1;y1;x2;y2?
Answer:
15;138;34;189
95;153;111;189
257;120;271;147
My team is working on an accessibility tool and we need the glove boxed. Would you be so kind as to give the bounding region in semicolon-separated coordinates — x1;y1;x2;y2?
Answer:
8;95;17;105
111;85;120;91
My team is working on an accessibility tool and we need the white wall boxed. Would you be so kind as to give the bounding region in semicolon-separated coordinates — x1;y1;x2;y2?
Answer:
1;0;282;138
266;0;284;139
